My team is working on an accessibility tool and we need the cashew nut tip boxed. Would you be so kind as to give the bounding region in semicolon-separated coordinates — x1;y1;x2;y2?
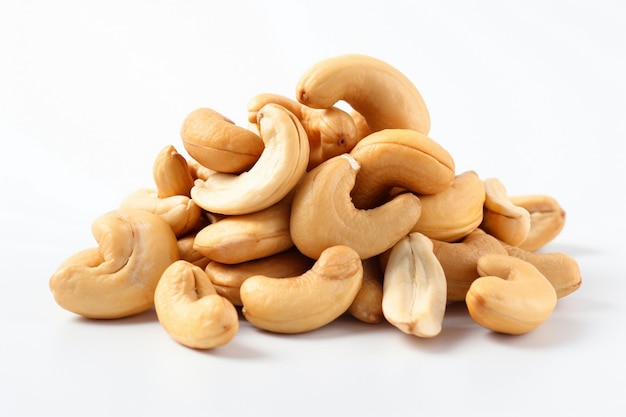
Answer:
239;245;363;334
155;260;239;349
49;209;180;319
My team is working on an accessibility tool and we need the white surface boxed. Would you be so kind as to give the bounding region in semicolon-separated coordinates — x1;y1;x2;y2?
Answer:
1;1;625;416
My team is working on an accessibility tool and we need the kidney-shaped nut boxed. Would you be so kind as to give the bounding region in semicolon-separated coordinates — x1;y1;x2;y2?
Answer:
411;170;485;242
509;194;566;252
205;247;314;306
348;256;385;324
290;153;422;259
49;209;180;319
348;128;455;208
154;260;239;349
152;144;195;198
193;191;295;264
120;188;204;238
191;103;310;216
247;93;360;169
296;54;430;135
466;254;557;335
382;232;447;338
180;107;264;173
431;228;508;302
503;244;582;298
480;178;531;247
240;245;363;334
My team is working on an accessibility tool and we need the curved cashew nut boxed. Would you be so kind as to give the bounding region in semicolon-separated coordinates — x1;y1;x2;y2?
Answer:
509;194;566;252
349;129;455;208
480;178;531;247
180;107;264;173
382;232;447;338
348;256;384;324
193;191;295;264
49;209;180;319
191;103;310;215
120;188;204;238
296;54;430;134
247;92;360;170
290;153;422;259
239;245;363;334
152;144;195;198
431;228;508;302
411;170;485;242
466;254;557;335
154;260;239;349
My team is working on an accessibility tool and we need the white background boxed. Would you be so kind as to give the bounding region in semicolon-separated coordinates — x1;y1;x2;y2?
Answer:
1;1;625;416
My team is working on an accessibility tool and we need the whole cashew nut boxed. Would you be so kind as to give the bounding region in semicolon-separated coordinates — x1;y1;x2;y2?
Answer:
480;178;531;247
509;194;566;252
154;260;239;349
49;209;180;319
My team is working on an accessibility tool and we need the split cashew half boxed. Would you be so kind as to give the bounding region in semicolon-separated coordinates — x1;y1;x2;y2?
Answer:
296;54;430;134
466;254;557;335
240;245;363;334
191;103;310;215
290;153;422;259
154;260;239;349
49;209;180;319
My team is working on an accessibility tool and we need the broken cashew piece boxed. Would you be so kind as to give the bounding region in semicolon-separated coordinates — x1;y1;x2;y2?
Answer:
152;144;195;198
191;103;310;215
290;153;422;259
509;194;566;252
180;107;264;173
349;128;455;208
382;232;447;338
296;54;430;134
466;254;557;335
480;178;531;247
49;209;180;319
240;245;363;334
154;260;239;349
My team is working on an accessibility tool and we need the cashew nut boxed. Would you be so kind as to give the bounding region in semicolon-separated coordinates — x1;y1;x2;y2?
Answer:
296;54;430;134
239;245;363;334
177;233;211;269
382;232;447;338
154;260;239;349
431;228;508;301
466;254;557;335
509;194;566;251
480;178;531;247
180;107;264;173
191;103;310;215
348;128;455;208
348;256;384;324
411;170;485;242
152;144;194;198
49;209;180;319
290;153;422;259
193;191;295;264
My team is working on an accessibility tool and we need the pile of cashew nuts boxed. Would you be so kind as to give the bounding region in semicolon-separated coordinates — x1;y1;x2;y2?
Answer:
49;54;582;349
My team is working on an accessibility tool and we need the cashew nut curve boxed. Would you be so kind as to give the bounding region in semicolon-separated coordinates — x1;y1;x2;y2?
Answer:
509;194;566;252
480;178;531;247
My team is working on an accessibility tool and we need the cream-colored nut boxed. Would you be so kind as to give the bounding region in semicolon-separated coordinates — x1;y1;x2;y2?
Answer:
509;194;566;251
503;244;582;298
180;107;264;173
49;209;179;319
480;178;531;247
431;228;508;302
152;144;195;198
193;191;295;264
247;93;360;169
120;188;203;238
382;232;447;338
411;170;485;242
466;254;557;335
290;153;422;259
296;54;430;134
350;109;371;141
349;129;455;208
191;103;310;215
348;256;384;324
154;260;238;349
177;233;210;269
240;245;363;333
205;247;314;306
